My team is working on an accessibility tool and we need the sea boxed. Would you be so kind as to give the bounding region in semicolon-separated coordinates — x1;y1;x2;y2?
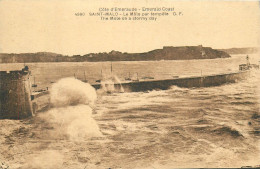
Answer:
0;54;259;169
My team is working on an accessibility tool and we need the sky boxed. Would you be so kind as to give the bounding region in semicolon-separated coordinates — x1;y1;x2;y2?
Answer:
0;0;260;55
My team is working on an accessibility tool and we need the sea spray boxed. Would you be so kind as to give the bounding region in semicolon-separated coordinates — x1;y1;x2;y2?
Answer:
101;79;115;93
99;75;124;93
44;105;102;141
50;77;97;107
40;77;102;141
113;75;125;93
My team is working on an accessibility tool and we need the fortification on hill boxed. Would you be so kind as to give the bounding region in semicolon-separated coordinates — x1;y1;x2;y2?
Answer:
0;66;33;119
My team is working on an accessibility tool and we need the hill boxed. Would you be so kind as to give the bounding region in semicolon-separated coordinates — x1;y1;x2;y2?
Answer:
84;46;230;62
0;52;72;63
218;47;259;54
0;46;230;63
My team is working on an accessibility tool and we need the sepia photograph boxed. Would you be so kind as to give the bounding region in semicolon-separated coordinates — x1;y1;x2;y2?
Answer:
0;0;259;168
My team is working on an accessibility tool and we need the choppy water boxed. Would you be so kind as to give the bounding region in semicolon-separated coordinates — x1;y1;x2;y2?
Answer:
0;54;259;168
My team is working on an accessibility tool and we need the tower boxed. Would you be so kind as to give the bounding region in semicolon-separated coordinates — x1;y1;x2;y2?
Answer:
0;66;33;119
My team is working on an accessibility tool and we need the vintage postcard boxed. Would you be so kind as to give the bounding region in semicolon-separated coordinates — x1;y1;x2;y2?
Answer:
0;0;259;168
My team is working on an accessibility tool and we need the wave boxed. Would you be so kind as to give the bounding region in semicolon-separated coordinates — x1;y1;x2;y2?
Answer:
50;77;97;107
211;126;244;138
39;78;102;141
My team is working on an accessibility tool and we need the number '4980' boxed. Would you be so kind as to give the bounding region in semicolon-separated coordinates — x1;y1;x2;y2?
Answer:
75;12;85;16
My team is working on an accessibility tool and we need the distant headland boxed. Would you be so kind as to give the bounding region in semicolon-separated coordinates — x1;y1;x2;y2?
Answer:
0;46;258;63
217;47;259;55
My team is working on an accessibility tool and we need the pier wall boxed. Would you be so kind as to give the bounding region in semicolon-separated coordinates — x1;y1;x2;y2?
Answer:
92;71;250;92
0;69;33;119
